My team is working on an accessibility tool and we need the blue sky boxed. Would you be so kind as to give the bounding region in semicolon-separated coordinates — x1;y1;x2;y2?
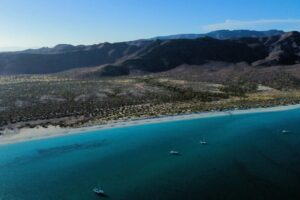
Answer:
1;0;300;49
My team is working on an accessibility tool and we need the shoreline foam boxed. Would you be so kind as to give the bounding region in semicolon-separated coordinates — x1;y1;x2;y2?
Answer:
1;104;300;146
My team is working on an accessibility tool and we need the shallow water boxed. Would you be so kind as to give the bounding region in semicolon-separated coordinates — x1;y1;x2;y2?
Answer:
1;108;300;200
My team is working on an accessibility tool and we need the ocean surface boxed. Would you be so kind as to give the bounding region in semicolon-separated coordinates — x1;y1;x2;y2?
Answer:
1;108;300;200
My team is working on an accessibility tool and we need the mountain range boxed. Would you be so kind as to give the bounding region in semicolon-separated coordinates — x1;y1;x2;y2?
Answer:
0;29;299;76
151;29;284;40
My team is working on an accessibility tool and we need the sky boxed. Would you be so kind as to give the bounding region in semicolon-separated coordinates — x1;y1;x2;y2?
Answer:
1;0;300;50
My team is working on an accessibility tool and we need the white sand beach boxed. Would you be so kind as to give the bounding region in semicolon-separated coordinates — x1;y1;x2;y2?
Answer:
1;104;300;145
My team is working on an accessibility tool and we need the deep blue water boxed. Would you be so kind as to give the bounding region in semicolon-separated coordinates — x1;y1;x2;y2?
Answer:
1;108;300;200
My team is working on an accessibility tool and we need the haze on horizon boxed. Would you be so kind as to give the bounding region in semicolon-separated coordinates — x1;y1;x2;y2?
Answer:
1;0;300;51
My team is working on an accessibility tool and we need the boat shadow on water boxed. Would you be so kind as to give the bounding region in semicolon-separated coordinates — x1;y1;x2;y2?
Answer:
95;193;110;198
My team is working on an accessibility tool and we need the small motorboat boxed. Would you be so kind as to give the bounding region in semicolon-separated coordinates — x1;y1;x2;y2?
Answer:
93;187;105;196
169;150;180;155
282;130;291;134
199;140;207;145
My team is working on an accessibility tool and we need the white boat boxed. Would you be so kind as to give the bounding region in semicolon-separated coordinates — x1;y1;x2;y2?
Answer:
282;130;291;134
169;150;179;155
93;187;105;196
200;140;207;145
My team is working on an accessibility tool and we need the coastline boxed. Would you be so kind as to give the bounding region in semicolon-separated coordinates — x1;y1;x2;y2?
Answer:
1;104;300;146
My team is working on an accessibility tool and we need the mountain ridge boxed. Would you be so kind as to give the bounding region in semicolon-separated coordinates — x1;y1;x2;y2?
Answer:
74;31;300;78
2;30;300;76
151;29;284;40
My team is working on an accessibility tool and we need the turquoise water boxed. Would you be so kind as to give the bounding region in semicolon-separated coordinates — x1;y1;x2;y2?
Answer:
1;109;300;200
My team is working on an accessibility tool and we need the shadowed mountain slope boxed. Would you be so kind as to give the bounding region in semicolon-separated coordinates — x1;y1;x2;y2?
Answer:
2;30;300;76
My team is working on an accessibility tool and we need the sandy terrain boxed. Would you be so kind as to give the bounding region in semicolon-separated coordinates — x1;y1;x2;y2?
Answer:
1;104;299;146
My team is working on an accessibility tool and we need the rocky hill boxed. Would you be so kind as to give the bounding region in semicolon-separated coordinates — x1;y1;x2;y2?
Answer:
1;30;300;77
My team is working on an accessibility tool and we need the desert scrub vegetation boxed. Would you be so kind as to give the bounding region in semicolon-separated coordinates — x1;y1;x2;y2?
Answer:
140;78;229;102
1;75;300;131
220;80;258;97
